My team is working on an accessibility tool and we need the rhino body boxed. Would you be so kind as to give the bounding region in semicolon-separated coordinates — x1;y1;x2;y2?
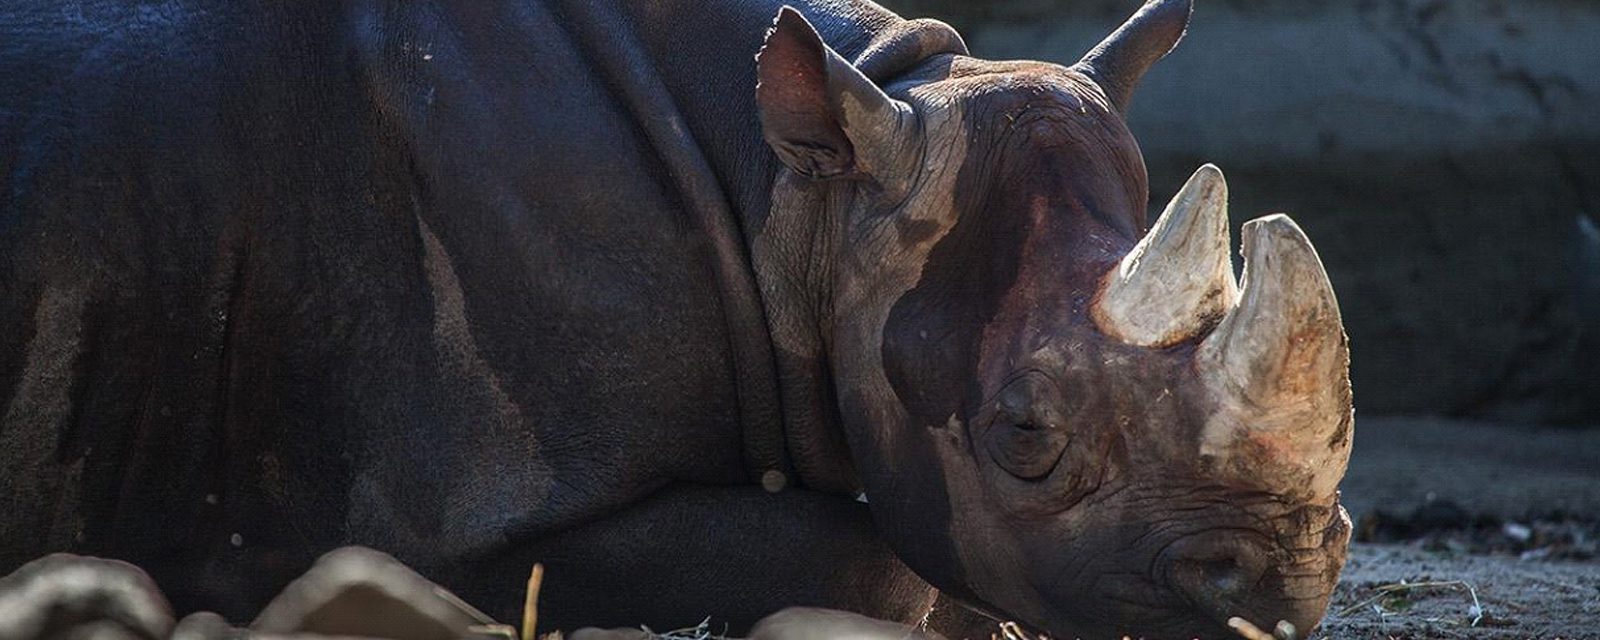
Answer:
0;0;1355;637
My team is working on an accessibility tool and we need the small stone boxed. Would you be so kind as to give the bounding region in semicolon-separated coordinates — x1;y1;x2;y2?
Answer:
1503;522;1532;542
761;469;787;493
229;533;243;547
172;612;236;640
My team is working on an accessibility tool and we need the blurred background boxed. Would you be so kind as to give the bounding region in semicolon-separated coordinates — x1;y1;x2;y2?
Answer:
881;0;1600;425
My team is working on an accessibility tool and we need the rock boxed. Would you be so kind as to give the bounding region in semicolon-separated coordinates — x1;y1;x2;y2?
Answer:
1503;522;1533;543
0;553;175;640
251;546;501;640
171;612;241;640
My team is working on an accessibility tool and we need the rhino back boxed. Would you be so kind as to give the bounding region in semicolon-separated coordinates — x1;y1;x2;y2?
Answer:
0;0;800;617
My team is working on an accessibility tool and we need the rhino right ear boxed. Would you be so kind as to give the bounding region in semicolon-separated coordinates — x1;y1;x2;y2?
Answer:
756;7;910;181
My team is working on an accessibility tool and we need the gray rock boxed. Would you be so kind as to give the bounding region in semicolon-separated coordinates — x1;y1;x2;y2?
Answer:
0;554;175;640
251;547;501;640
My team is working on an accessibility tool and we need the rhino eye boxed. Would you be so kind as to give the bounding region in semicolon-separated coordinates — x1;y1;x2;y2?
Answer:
987;377;1072;480
989;417;1071;480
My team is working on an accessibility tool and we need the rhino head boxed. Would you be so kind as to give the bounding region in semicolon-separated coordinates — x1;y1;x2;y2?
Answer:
753;0;1352;637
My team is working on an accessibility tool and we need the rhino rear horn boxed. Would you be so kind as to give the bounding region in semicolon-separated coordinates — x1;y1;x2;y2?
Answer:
1093;164;1237;347
1074;0;1193;112
1199;214;1353;499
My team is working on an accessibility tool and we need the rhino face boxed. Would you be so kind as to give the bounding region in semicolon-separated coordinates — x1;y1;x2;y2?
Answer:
755;1;1352;637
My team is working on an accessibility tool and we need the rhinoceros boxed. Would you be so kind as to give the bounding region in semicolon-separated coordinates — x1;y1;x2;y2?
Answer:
0;0;1354;636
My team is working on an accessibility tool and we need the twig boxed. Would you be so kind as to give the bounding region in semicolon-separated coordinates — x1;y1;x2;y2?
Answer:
653;616;718;640
1334;579;1485;627
1464;581;1484;627
522;563;545;640
1228;617;1274;640
998;621;1033;640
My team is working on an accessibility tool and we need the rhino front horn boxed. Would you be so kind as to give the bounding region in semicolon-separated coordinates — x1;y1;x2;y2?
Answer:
1198;214;1353;500
1074;0;1193;112
1094;164;1237;347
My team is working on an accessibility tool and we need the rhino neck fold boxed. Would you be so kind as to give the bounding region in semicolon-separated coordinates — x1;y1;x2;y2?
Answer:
567;0;961;493
754;174;866;496
548;0;793;487
587;0;967;495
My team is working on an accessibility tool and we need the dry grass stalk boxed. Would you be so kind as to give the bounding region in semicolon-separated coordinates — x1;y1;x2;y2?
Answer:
997;621;1035;640
651;617;725;640
1227;617;1297;640
1227;617;1274;640
523;563;546;640
1334;579;1484;626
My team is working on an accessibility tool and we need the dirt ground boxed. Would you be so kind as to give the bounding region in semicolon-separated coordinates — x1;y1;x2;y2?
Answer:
1310;416;1600;639
1320;544;1600;638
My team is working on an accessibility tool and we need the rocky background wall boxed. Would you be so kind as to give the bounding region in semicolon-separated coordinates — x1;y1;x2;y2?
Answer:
881;0;1600;424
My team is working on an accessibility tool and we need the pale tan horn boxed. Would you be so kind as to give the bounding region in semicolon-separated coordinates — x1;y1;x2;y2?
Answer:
1093;164;1238;347
1197;214;1353;500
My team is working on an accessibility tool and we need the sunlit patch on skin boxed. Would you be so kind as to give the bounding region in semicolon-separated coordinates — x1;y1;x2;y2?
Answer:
0;283;90;550
3;284;89;434
384;218;554;550
419;218;526;434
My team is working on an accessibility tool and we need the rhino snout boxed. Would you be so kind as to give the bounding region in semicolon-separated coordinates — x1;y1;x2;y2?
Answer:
1155;530;1335;637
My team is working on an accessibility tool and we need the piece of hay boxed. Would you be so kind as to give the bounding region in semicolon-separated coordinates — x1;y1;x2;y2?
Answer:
1334;579;1484;627
523;563;545;640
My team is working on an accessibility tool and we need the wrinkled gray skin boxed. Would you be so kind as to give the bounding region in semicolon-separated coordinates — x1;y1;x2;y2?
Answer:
0;0;1351;637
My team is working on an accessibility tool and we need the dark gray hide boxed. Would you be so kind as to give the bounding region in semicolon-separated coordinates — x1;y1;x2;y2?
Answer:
0;0;966;633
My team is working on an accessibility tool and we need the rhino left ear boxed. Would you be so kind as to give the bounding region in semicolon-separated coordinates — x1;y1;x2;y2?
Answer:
756;7;910;181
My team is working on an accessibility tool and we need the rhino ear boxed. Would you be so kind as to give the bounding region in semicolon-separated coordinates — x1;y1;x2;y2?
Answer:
756;6;910;181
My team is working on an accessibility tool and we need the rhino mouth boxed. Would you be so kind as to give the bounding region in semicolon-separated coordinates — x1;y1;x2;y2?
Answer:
998;497;1350;638
1148;508;1349;635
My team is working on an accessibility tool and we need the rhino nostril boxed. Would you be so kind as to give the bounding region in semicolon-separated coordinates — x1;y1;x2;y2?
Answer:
1197;557;1245;594
1161;536;1272;609
1158;533;1336;633
1170;556;1252;601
